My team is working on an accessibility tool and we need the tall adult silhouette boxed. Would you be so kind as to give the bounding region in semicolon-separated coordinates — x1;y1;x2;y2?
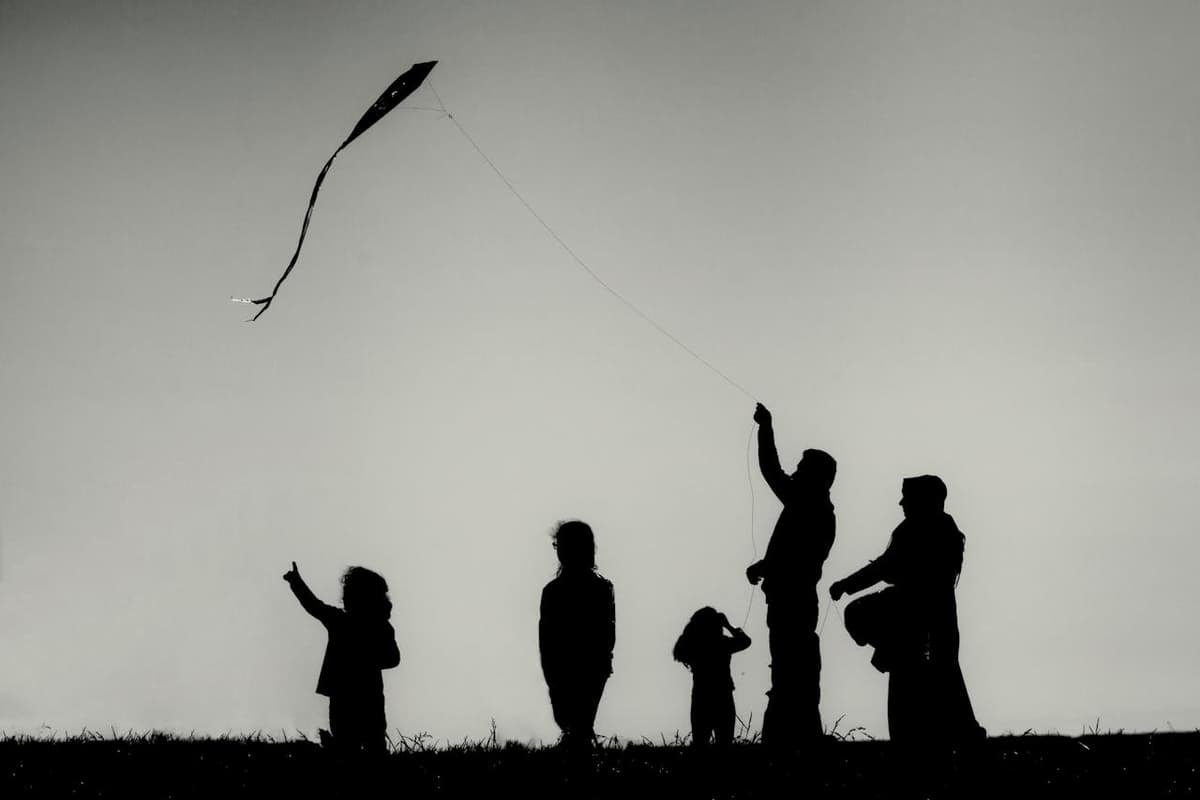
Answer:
830;475;985;743
539;520;616;751
744;403;837;749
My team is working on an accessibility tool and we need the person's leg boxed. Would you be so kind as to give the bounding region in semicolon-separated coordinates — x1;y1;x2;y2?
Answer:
342;696;376;753
690;690;707;747
886;671;916;795
326;696;343;748
762;614;783;748
552;683;581;746
887;669;914;742
891;665;944;797
945;661;986;741
367;693;388;756
804;631;823;739
579;674;608;744
549;684;573;743
764;611;801;750
714;690;736;748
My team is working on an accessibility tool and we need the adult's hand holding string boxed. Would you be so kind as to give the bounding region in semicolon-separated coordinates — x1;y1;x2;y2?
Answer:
753;403;772;426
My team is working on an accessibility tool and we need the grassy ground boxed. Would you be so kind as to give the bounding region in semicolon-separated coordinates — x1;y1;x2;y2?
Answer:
2;730;1198;798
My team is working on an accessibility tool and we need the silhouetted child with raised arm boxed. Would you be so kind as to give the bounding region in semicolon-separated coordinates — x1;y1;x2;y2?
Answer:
283;561;400;756
539;520;615;753
673;607;752;748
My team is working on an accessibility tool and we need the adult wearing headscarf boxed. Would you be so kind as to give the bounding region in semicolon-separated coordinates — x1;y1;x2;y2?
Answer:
830;475;985;743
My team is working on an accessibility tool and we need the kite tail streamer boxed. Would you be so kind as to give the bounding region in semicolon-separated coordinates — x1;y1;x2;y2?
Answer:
238;149;342;321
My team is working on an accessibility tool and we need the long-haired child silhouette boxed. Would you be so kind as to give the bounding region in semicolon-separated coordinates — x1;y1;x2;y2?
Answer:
538;520;615;752
673;607;751;747
284;561;400;755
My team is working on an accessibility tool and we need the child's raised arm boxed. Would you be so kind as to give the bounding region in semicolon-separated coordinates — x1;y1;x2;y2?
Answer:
283;562;338;625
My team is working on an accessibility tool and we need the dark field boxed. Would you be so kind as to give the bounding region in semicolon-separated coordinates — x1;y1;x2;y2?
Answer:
3;731;1198;798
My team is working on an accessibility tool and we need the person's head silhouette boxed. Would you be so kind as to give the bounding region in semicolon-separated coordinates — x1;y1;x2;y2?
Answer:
684;606;722;639
552;520;596;574
899;474;947;519
673;606;724;668
341;566;393;620
794;448;837;492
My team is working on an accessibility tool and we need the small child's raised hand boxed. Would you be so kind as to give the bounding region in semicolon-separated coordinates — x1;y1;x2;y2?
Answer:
283;561;300;583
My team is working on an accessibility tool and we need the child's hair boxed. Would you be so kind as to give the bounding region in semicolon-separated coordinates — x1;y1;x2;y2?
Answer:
673;606;722;669
551;520;596;574
342;566;392;619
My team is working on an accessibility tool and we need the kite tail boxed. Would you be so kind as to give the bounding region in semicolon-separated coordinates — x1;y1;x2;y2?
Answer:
246;148;344;321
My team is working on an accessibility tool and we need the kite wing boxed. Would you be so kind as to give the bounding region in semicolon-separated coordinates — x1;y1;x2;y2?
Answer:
238;60;438;321
344;60;438;147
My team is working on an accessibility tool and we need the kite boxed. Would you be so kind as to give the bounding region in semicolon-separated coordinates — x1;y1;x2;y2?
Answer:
235;60;438;321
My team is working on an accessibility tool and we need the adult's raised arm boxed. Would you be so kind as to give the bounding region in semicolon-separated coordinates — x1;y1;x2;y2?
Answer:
754;403;790;502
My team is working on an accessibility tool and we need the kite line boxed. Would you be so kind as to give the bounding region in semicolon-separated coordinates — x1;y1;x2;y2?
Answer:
424;84;774;620
425;84;773;615
742;423;759;628
426;83;757;404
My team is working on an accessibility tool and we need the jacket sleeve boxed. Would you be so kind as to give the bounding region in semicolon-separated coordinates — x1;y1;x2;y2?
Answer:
538;584;557;685
839;535;898;596
287;576;340;626
603;580;616;674
380;622;401;669
726;628;752;654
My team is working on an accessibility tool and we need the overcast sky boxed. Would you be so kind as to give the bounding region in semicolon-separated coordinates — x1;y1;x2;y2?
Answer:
3;0;1199;743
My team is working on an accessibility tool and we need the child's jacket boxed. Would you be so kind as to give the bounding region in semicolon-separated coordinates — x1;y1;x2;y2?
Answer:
689;629;751;694
313;607;400;697
290;583;401;698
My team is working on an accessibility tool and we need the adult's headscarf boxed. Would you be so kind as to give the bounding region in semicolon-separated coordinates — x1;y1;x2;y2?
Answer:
902;474;947;508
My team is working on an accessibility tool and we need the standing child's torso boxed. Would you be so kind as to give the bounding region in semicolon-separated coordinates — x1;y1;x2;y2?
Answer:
316;612;396;697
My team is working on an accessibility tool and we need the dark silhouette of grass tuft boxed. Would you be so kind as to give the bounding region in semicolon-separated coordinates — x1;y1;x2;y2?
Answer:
4;728;1200;798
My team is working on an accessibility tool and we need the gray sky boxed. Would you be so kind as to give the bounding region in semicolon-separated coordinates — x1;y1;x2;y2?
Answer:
2;0;1199;742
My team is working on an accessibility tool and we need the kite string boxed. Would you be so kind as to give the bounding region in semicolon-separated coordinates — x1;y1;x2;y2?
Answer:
428;84;756;403
741;423;758;628
430;80;765;627
819;594;835;636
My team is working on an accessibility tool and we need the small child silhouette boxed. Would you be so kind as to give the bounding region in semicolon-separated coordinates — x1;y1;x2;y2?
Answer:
284;561;400;755
673;607;751;747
